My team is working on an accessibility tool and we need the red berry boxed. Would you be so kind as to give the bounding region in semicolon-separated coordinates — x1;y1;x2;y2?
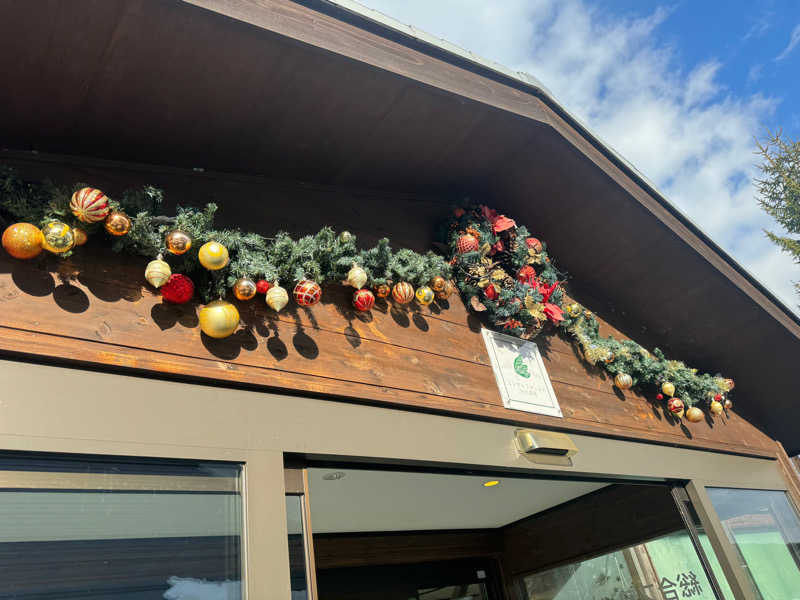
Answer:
656;393;664;401
256;280;271;294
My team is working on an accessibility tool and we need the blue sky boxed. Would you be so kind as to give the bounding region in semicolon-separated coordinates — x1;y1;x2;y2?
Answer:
357;0;800;311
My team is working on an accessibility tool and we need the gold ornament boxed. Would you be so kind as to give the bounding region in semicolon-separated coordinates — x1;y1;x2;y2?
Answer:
266;284;289;312
198;300;240;339
614;373;633;390
435;279;456;300
604;351;615;364
2;223;43;259
233;277;257;301
145;255;172;288
710;400;723;415
338;230;353;244
724;378;735;391
165;230;192;255
104;211;131;236
198;241;229;270
73;227;88;246
431;276;446;292
724;398;733;410
566;303;582;317
343;264;368;289
374;283;391;299
685;406;704;423
41;221;75;254
661;382;675;397
415;285;435;305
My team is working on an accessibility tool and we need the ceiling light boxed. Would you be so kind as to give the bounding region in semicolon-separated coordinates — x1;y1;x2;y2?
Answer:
322;471;346;481
483;480;500;488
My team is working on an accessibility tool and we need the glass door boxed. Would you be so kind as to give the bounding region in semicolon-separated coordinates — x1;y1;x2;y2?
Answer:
285;464;318;600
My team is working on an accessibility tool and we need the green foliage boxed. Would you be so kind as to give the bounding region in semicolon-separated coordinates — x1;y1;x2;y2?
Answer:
756;131;800;295
448;204;734;409
0;166;450;303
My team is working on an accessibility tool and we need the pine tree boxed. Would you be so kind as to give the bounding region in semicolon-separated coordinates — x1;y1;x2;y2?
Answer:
756;131;800;297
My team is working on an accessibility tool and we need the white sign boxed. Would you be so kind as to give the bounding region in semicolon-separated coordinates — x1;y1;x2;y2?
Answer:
481;329;562;417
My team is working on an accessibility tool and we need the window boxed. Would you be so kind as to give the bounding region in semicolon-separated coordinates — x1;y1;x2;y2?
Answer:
707;487;800;599
0;455;242;599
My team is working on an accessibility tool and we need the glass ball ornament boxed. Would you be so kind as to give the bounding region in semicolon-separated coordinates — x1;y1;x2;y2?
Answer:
374;283;391;299
70;187;109;223
566;303;582;318
256;280;271;295
338;230;354;244
724;378;735;391
614;372;633;390
73;227;88;246
724;398;733;410
266;284;289;312
352;288;375;312
41;221;75;254
456;233;479;254
145;255;172;288
198;241;229;270
104;211;131;236
430;276;446;293
294;280;322;307
165;230;192;255
667;397;684;417
685;406;704;423
198;300;240;339
2;223;43;259
392;282;415;304
435;279;455;300
661;382;675;397
161;273;194;304
233;277;257;301
415;285;435;306
710;400;724;415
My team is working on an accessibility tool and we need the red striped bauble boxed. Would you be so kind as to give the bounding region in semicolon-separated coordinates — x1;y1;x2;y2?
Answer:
293;279;322;307
352;288;375;312
70;187;110;223
391;281;415;304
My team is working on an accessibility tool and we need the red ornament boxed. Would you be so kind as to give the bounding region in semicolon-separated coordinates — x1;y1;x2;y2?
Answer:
667;397;685;415
256;280;271;294
656;393;664;401
525;237;543;252
160;274;194;304
714;393;722;402
456;234;479;254
517;265;537;286
293;280;322;306
484;284;499;301
352;288;375;312
453;207;465;218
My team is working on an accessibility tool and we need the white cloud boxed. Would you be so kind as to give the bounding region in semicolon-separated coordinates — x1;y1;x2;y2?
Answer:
776;23;800;60
357;0;799;311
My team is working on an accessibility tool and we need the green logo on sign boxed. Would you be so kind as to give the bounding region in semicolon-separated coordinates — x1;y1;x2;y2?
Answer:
513;355;530;378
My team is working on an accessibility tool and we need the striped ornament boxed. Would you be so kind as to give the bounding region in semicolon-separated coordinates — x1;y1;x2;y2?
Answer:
352;288;375;312
391;281;415;304
70;187;110;224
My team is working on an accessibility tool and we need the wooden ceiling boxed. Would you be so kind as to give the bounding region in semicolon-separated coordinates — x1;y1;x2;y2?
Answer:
0;0;798;452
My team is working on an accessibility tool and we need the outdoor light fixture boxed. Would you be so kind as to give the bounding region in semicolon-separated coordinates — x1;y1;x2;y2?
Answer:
515;429;578;466
322;471;346;481
483;480;500;488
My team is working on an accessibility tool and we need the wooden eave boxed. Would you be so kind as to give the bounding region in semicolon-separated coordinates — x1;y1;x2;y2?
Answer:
0;0;797;451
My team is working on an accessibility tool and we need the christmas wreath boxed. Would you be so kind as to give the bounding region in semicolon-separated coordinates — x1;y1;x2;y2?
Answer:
447;205;735;420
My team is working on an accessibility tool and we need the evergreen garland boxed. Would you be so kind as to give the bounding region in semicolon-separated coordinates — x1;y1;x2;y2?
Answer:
446;205;734;412
0;167;450;302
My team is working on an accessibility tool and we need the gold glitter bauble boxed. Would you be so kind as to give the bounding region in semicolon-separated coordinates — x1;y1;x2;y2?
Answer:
2;223;43;259
566;303;582;317
104;211;131;236
198;241;229;270
145;256;172;288
435;280;456;300
198;300;240;339
73;227;88;246
233;277;257;301
430;276;446;292
41;221;75;254
165;230;192;255
266;285;289;312
614;373;633;390
710;400;723;415
415;285;435;305
685;406;704;423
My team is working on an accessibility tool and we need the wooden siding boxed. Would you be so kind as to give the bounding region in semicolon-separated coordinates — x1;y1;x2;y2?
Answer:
0;155;777;458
